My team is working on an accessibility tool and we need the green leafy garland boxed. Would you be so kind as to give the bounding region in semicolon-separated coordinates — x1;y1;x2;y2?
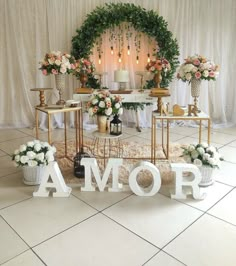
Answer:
71;2;179;110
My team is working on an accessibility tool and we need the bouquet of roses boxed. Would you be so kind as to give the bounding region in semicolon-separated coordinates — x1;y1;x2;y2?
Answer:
87;90;123;117
182;143;223;168
74;58;96;76
12;140;56;167
39;51;76;75
146;58;171;74
177;54;220;82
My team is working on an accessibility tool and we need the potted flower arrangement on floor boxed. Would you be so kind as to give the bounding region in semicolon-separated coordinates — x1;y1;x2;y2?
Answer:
12;140;56;185
182;143;224;186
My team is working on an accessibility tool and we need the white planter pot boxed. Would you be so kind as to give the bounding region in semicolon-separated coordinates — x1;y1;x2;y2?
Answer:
199;166;214;187
22;165;47;185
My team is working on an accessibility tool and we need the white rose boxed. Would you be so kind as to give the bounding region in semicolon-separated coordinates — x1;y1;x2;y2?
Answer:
185;73;192;81
27;151;36;159
92;98;98;105
20;155;29;164
28;160;38;167
55;59;61;66
188;145;195;152
27;141;34;147
193;158;202;167
105;97;111;103
14;154;20;162
61;56;69;64
19;144;27;152
105;107;112;116
207;146;216;153
184;64;195;73
60;66;67;74
208;158;216;166
48;59;54;65
191;150;199;159
197;147;205;155
192;66;198;73
36;152;44;162
34;143;41;152
203;70;209;77
115;103;120;109
99;101;105;108
203;153;210;160
201;142;208;148
118;107;123;115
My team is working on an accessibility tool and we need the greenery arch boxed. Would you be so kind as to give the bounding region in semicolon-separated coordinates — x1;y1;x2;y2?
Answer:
71;2;179;109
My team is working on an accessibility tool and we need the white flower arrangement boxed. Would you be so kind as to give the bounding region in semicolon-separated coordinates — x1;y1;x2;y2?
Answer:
182;143;223;168
12;140;56;167
87;90;123;117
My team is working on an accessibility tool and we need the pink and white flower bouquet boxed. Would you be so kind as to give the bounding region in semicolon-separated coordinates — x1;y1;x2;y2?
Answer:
87;90;123;117
177;54;220;82
74;58;96;76
146;58;171;74
39;51;76;75
12;140;56;167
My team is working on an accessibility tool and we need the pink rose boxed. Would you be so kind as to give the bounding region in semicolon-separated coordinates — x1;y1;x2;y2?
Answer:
42;69;48;75
195;72;201;79
52;69;58;75
193;59;200;66
209;71;215;77
71;64;76;69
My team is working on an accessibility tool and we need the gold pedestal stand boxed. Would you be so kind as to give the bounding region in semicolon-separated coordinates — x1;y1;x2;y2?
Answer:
149;88;170;114
30;88;53;107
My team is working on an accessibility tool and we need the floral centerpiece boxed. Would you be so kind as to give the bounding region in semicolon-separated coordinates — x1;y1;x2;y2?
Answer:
177;54;220;83
39;51;76;75
12;140;56;167
146;58;171;74
87;90;123;117
182;143;223;168
74;58;96;76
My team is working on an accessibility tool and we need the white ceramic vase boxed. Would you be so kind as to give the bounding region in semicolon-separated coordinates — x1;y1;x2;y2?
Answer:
198;165;214;187
22;165;46;185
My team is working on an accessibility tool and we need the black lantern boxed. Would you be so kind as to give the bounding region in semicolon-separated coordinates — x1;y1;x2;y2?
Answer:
110;114;122;135
73;148;90;178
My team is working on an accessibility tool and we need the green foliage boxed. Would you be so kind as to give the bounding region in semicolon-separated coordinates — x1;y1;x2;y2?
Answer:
71;2;179;106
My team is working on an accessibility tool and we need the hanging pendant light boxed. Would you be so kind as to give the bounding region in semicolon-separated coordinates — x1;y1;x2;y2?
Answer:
110;46;114;55
127;45;130;55
136;55;139;64
98;54;101;64
147;53;150;63
118;52;122;63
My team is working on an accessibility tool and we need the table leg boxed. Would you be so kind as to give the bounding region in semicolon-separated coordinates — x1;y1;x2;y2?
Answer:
48;114;51;144
199;120;202;144
75;110;79;153
35;109;39;140
64;112;67;157
208;119;211;144
166;120;169;159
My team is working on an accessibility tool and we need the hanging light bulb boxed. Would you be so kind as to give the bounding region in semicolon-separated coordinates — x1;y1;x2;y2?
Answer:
127;45;130;55
136;55;139;64
118;52;122;63
98;54;101;64
110;46;114;55
147;53;150;63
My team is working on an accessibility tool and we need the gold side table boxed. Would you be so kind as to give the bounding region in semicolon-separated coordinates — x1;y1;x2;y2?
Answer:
35;106;82;160
151;112;211;163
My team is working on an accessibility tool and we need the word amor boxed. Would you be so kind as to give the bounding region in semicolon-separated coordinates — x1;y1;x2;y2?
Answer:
33;158;205;200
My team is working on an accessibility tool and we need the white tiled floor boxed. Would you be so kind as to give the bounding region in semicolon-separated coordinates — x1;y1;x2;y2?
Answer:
1;124;236;265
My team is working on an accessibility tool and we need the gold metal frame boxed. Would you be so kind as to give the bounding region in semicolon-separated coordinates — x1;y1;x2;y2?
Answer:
35;106;82;161
151;112;211;164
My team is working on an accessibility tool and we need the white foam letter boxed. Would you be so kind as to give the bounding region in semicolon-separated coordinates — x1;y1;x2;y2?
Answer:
129;161;161;196
171;163;206;200
81;158;123;192
33;162;72;197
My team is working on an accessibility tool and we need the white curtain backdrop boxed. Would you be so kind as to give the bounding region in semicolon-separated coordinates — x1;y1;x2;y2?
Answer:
0;0;236;128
